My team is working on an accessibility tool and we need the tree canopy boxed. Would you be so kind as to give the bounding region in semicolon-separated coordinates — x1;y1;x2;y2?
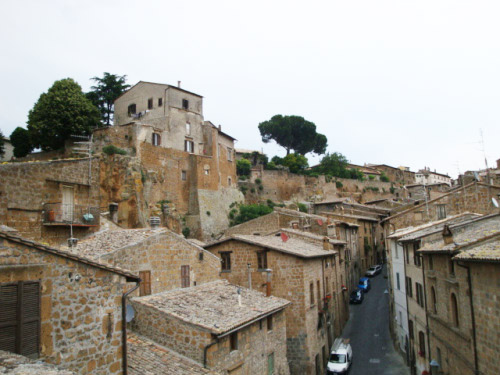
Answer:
27;78;100;151
272;153;309;174
236;158;252;176
258;115;327;156
86;73;130;126
313;152;364;180
9;127;33;158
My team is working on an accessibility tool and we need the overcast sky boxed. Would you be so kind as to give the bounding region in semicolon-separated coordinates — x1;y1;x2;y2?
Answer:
1;0;499;177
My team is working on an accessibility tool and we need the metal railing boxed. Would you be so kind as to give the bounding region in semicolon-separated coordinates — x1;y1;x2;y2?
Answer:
42;203;100;226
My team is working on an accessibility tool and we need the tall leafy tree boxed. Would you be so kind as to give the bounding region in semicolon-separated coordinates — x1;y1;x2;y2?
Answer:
258;115;328;156
10;127;33;157
0;129;5;158
87;73;130;126
27;78;100;151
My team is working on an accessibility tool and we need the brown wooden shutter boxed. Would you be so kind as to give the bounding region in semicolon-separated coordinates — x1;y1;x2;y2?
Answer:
181;265;190;288
139;271;151;296
0;281;40;358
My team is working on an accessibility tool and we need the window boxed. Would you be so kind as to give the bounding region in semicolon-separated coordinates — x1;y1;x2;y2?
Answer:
437;204;447;219
228;177;232;186
406;277;413;298
148;98;153;110
396;272;400;290
437;347;442;370
451;293;459;327
128;103;136;116
428;255;434;270
221;252;231;272
317;280;321;304
182;99;189;110
310;282;314;306
0;281;40;358
431;286;437;314
267;352;274;375
184;140;194;153
418;331;425;357
227;147;233;161
448;258;455;277
404;245;410;264
204;169;209;175
414;251;421;267
229;332;238;351
181;265;190;288
326;277;329;294
158;98;163;106
408;319;414;340
139;271;151;296
267;316;273;331
186;123;191;135
398;311;403;327
257;251;267;270
315;354;321;375
416;283;424;308
152;132;161;146
181;170;187;181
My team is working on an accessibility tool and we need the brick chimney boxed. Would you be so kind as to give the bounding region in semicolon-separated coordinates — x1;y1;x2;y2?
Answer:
442;225;454;245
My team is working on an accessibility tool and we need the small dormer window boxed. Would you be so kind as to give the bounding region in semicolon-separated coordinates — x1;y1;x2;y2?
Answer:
128;104;136;116
182;99;189;110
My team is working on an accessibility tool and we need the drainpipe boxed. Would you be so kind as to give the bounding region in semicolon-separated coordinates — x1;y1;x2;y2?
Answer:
203;338;219;368
456;261;479;375
122;279;141;375
421;252;432;371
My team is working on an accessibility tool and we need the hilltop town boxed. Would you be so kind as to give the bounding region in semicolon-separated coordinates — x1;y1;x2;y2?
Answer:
1;81;499;375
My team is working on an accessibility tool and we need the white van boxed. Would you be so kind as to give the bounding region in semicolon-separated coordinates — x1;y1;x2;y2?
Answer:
326;338;352;374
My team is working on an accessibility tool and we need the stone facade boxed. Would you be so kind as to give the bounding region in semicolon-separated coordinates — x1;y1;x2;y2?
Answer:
0;232;138;375
205;236;348;375
130;280;290;375
0;138;14;162
368;164;416;185
70;228;221;295
0;158;100;245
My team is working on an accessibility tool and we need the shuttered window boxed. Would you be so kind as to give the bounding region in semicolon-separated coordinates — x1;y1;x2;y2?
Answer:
139;271;151;296
181;265;190;288
0;281;40;358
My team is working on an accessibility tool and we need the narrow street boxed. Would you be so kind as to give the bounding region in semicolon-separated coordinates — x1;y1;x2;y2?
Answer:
340;266;409;375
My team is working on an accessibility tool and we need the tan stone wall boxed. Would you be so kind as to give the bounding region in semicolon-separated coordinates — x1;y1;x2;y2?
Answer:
100;231;221;294
423;253;475;375
469;262;500;375
0;238;127;375
0;158;100;245
206;240;346;375
131;299;290;375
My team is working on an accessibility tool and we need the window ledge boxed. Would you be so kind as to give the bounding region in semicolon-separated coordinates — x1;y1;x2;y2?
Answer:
445;277;458;285
221;270;232;273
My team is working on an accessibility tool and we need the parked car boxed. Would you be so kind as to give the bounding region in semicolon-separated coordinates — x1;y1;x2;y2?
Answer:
326;338;353;374
374;264;383;274
365;266;378;277
358;277;371;292
349;289;364;304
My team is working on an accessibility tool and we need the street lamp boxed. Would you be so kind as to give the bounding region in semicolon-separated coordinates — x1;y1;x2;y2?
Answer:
429;360;440;375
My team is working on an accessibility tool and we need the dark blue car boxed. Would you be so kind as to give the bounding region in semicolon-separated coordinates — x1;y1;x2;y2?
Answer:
358;277;371;292
349;289;364;304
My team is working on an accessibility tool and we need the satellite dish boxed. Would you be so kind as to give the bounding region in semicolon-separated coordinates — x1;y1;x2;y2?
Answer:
126;304;135;323
492;198;499;208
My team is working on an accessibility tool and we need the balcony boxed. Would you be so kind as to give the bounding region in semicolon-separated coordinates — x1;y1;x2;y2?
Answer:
42;203;100;227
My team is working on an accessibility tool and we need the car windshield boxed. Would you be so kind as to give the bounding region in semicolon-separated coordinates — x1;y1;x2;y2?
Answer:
368;267;376;271
330;354;346;363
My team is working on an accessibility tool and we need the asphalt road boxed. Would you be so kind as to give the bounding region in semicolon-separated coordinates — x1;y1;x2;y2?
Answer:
340;266;409;375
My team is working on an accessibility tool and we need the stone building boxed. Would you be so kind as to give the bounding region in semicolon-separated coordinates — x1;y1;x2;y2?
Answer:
346;163;382;180
130;280;290;375
367;164;416;185
405;183;450;202
385;213;480;373
204;233;347;375
415;168;452;187
0;158;100;245
0;230;140;375
93;81;241;239
68;227;221;295
417;214;500;375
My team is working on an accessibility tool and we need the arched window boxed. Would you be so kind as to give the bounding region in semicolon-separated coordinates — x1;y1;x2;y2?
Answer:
451;293;459;327
431;286;437;314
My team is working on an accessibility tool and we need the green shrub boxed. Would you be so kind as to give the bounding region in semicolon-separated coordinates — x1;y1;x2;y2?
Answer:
240;185;248;195
336;181;343;189
298;203;308;213
236;158;252;176
206;211;211;216
258;185;264;191
380;172;390;182
182;227;190;238
368;175;375;180
255;178;262;185
230;204;273;226
102;145;127;155
250;188;256;193
239;175;247;181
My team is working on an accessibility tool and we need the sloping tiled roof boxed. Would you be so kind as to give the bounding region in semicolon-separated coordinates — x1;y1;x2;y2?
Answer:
132;280;290;336
277;228;345;246
419;214;500;253
0;231;139;281
397;213;482;241
0;350;75;374
65;228;168;258
453;236;500;262
319;211;379;222
206;234;337;258
128;333;221;375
